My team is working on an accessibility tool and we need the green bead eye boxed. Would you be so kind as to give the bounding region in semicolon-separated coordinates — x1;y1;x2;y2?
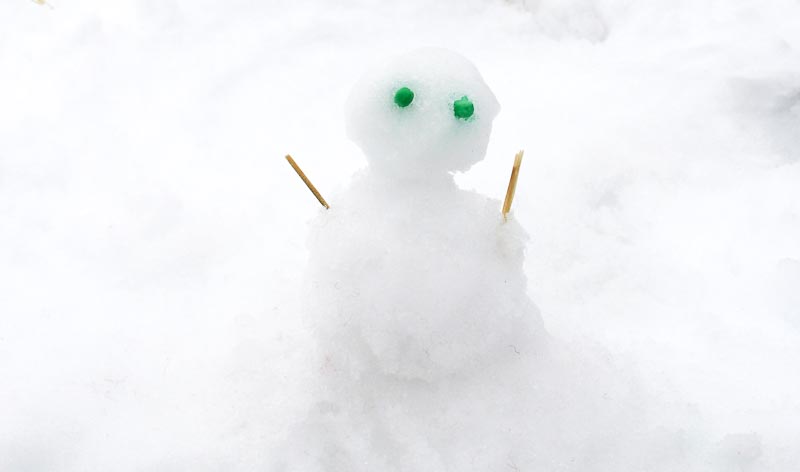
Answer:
453;95;474;119
394;87;414;108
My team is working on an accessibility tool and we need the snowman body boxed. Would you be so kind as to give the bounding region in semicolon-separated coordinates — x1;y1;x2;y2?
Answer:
275;49;547;471
307;170;544;382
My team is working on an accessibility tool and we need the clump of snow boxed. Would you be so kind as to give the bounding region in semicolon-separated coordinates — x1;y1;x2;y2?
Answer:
304;175;538;382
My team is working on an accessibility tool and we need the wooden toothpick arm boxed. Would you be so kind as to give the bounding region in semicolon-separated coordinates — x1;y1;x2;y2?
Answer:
285;154;330;209
502;150;524;219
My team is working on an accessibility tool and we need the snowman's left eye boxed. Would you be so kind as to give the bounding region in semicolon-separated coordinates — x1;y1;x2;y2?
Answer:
394;87;414;108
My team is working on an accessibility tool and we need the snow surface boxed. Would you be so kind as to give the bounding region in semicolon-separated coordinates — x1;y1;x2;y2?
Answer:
1;0;799;470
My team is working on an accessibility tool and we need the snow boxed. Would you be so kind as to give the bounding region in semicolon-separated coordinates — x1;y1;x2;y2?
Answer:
1;0;799;470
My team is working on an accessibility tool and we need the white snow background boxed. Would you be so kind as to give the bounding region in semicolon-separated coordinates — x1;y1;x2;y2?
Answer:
1;0;799;470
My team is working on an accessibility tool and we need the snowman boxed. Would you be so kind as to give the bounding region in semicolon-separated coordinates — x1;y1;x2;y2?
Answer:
277;49;673;472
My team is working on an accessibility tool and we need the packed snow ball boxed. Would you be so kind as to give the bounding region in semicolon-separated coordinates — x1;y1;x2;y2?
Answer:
345;48;501;179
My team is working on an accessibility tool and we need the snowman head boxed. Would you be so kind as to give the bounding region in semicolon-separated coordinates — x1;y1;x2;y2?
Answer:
345;48;500;180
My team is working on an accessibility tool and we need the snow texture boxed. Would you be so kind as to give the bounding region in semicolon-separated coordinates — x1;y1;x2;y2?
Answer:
1;0;799;471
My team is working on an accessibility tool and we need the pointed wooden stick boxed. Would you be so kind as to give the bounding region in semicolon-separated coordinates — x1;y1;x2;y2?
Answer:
502;150;524;220
285;154;330;209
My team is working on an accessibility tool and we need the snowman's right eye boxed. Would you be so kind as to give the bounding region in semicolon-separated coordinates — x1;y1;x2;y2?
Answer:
393;87;414;108
453;95;474;120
